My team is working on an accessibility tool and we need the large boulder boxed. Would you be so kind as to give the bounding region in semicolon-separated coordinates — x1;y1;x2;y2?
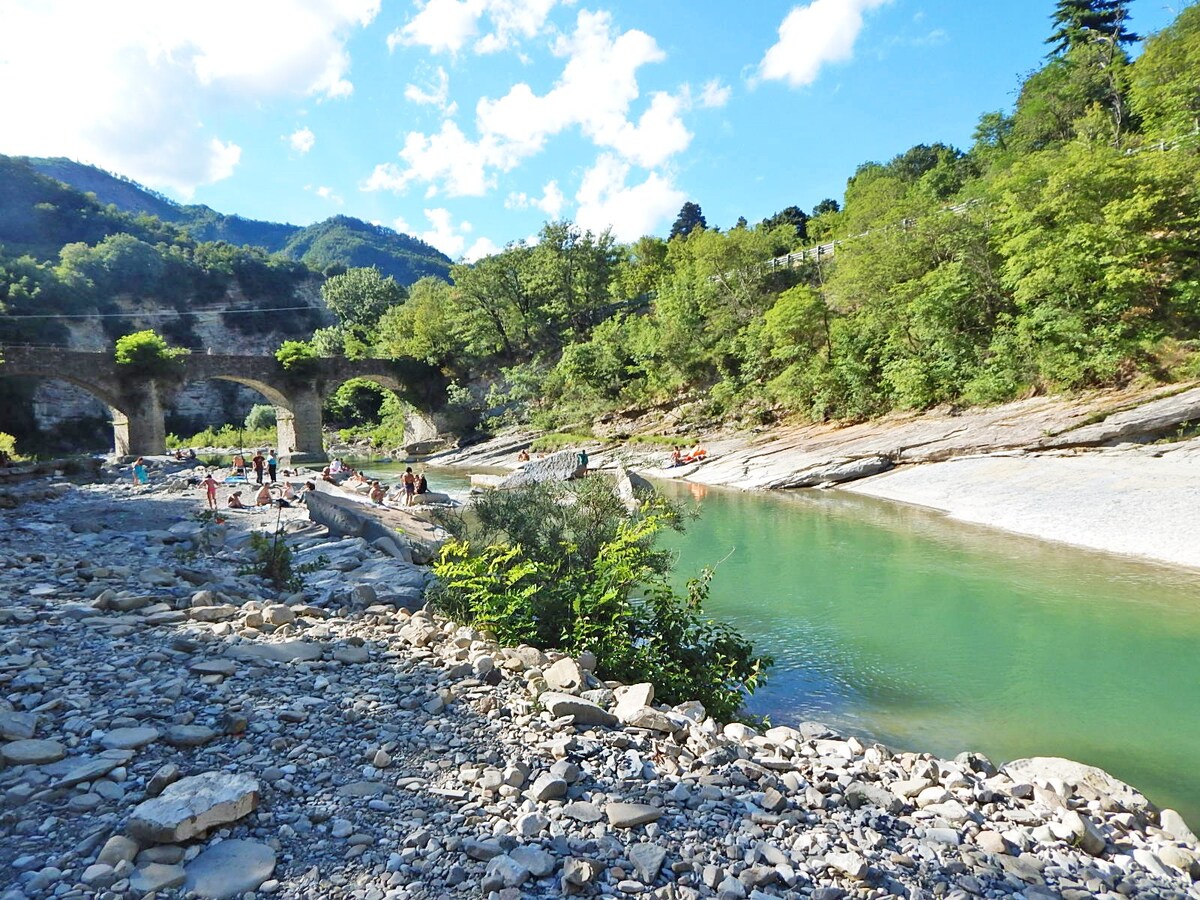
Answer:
613;465;654;512
1001;757;1153;814
539;692;617;728
499;450;585;488
127;772;260;843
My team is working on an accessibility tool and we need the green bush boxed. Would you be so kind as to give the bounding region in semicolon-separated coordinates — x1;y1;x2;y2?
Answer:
244;404;277;431
166;422;276;450
114;330;189;377
430;479;771;721
0;432;22;462
275;340;319;373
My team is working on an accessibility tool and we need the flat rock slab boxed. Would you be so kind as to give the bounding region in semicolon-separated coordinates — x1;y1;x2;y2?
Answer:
48;750;134;789
184;840;276;899
1;739;66;766
189;660;236;677
225;641;324;664
130;863;186;893
100;726;161;750
0;710;38;740
539;691;617;728
605;802;664;828
128;772;260;843
163;725;218;747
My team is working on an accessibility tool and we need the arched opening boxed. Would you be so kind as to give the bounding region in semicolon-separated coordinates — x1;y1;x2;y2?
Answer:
0;374;130;456
322;374;439;454
165;375;295;458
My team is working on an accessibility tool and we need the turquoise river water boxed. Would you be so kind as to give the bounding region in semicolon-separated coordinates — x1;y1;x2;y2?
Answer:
363;463;1200;826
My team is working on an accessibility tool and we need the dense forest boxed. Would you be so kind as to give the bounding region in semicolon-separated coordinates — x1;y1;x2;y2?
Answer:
327;1;1200;437
2;1;1198;451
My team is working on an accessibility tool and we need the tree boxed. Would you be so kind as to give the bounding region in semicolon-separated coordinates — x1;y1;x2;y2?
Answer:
811;198;840;216
760;206;809;243
1047;0;1138;56
669;202;707;240
1129;4;1200;140
320;266;406;330
113;330;188;377
374;276;459;365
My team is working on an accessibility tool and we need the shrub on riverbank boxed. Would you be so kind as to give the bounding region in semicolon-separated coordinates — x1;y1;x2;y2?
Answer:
166;423;277;451
429;479;771;720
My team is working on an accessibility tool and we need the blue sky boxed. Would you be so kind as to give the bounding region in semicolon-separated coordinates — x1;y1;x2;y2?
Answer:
0;0;1182;260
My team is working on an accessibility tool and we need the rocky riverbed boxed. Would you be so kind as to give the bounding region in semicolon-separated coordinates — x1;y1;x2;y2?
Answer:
2;472;1199;899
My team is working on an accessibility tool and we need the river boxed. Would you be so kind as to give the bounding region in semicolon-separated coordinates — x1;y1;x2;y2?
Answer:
361;461;1200;826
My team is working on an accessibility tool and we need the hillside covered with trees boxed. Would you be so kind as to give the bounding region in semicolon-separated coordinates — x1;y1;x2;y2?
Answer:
314;0;1200;438
21;157;452;284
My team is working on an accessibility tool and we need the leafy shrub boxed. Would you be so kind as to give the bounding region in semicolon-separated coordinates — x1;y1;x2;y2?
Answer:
430;479;771;721
166;422;276;450
114;330;189;377
244;404;277;431
275;340;319;373
0;432;22;462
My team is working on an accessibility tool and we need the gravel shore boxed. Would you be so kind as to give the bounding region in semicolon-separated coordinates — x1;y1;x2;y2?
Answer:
2;471;1199;899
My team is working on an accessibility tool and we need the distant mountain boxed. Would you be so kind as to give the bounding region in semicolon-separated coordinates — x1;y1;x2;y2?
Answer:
0;155;157;259
280;216;451;284
20;157;451;284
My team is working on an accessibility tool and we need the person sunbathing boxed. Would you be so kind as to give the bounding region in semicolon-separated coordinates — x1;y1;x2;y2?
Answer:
255;483;273;506
227;491;247;509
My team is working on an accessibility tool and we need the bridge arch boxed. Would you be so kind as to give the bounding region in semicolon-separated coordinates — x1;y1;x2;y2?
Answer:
0;347;163;456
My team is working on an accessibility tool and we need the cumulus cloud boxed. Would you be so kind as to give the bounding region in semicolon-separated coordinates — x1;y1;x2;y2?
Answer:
758;0;891;88
389;0;563;56
371;10;692;199
289;127;316;154
574;154;685;242
463;236;500;261
362;120;500;197
505;180;565;218
0;0;378;195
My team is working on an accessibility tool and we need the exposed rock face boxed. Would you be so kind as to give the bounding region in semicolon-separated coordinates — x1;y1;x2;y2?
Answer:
499;449;585;488
127;772;260;843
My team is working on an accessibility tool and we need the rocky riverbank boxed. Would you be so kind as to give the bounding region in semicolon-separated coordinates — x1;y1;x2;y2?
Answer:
1;473;1199;899
429;383;1200;569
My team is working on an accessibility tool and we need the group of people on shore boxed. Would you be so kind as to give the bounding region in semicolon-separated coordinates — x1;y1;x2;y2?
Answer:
667;444;708;467
229;450;278;484
199;469;316;511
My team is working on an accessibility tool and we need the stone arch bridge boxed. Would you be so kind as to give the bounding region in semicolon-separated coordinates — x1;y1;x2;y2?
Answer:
0;346;446;460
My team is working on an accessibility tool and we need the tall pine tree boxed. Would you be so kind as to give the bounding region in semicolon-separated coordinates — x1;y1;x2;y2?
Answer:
1047;0;1138;56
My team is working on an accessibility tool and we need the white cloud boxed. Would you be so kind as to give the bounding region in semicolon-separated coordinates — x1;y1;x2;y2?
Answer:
758;0;891;88
315;185;344;204
362;120;499;197
404;66;456;114
464;236;500;261
505;180;564;218
698;78;731;108
389;0;563;56
0;0;379;194
574;154;685;242
289;127;316;154
373;10;691;199
392;215;414;234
